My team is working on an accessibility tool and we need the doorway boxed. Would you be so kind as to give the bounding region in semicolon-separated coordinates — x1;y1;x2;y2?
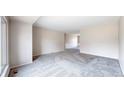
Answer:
64;33;80;49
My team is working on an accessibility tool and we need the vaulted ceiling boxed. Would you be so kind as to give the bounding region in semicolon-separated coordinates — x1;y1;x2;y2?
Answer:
34;16;120;32
9;16;120;32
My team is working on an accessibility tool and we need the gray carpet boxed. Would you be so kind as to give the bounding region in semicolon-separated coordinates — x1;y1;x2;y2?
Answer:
9;49;123;77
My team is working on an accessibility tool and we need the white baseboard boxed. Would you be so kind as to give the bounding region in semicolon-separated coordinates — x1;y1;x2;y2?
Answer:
80;51;119;60
10;62;32;69
33;50;64;57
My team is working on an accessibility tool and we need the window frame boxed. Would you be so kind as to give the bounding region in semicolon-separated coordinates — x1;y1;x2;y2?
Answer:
0;16;9;76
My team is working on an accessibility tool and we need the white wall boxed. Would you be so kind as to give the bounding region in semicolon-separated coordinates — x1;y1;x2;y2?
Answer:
65;33;79;49
33;27;64;56
9;20;32;67
80;23;119;59
119;17;124;74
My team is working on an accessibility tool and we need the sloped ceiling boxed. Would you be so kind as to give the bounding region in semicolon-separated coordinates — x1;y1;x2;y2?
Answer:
10;16;40;24
34;16;120;32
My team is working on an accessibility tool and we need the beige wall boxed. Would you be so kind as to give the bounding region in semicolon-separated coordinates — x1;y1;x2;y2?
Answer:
80;23;119;59
119;17;124;74
9;20;32;67
33;27;65;56
65;33;79;49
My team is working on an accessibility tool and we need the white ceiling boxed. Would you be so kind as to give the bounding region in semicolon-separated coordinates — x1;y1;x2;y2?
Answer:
9;16;120;32
34;16;120;32
10;16;40;24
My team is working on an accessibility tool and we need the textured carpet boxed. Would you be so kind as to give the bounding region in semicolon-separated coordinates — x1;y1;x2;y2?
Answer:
9;49;123;77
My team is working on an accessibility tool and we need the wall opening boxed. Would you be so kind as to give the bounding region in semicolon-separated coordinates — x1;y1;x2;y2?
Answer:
64;33;80;49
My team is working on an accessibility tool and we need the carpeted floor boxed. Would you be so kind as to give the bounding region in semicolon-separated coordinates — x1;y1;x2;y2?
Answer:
9;49;123;77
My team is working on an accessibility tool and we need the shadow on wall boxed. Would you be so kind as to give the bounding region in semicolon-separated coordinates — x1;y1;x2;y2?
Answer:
33;27;65;56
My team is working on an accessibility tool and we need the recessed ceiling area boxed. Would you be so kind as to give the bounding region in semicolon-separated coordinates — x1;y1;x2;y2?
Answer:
34;16;120;32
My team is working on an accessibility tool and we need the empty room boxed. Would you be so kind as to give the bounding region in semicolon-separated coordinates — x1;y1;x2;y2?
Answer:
1;16;124;77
